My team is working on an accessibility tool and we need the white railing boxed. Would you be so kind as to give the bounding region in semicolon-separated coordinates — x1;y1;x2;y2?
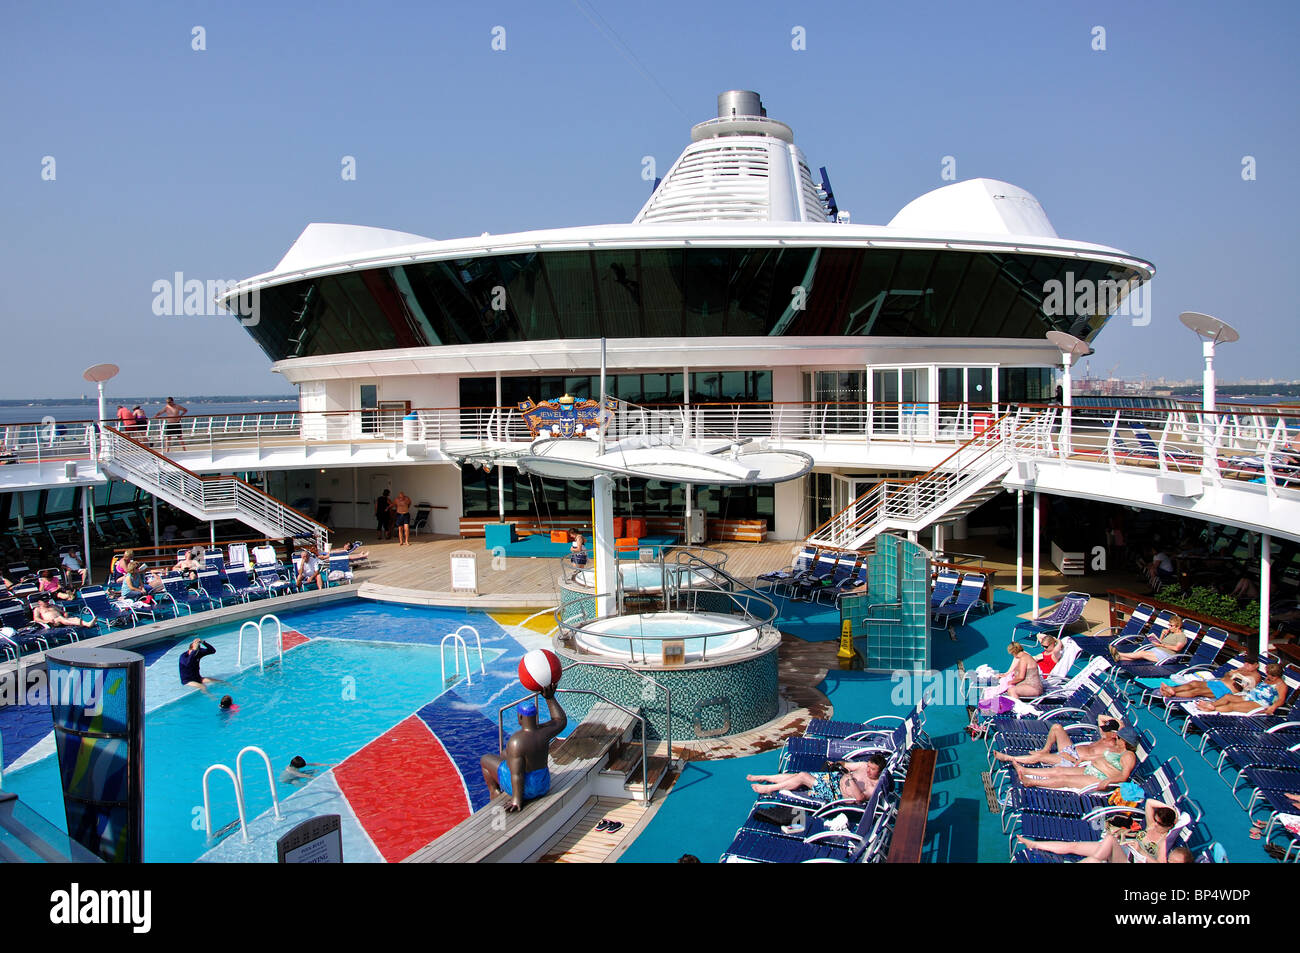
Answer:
808;410;1053;549
237;614;284;673
202;745;282;842
99;426;329;551
439;624;485;687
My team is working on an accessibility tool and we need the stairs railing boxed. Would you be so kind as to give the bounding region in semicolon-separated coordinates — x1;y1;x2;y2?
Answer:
808;408;1053;550
99;425;329;552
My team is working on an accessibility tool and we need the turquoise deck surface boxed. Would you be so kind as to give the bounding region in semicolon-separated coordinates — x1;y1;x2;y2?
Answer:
622;587;1276;863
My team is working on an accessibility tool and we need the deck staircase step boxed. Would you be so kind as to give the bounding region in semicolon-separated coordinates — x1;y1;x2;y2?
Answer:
622;755;670;799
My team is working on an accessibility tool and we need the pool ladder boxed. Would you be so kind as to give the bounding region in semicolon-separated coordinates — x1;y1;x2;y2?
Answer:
439;624;485;687
201;745;283;842
237;614;283;673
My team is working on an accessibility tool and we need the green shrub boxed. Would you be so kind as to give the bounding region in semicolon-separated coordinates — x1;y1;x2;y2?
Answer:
1157;585;1259;629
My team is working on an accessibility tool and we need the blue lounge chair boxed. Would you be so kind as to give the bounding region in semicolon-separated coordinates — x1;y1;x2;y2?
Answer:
930;570;961;611
77;586;137;630
757;547;818;596
197;568;240;607
791;552;849;602
1012;592;1090;642
161;574;211;615
1119;624;1226;694
932;574;986;626
1072;603;1155;656
224;564;269;602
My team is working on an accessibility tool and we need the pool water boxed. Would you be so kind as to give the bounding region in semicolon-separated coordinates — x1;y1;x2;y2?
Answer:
0;601;522;863
578;611;755;661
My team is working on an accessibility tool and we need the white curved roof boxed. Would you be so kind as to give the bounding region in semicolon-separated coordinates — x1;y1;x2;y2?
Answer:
889;179;1058;239
274;223;434;275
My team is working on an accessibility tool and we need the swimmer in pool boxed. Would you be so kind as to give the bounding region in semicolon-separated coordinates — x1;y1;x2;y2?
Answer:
279;755;331;785
179;639;226;697
219;694;239;712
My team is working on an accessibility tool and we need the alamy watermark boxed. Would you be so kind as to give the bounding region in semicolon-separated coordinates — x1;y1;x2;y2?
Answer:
0;665;105;713
151;272;259;326
1042;271;1150;327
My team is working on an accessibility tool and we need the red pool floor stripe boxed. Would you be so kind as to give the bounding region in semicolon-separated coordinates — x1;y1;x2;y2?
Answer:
333;715;471;862
280;628;309;651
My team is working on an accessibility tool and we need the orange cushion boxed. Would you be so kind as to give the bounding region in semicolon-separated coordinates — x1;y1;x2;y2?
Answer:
551;531;568;543
626;519;647;537
611;517;625;537
615;537;638;550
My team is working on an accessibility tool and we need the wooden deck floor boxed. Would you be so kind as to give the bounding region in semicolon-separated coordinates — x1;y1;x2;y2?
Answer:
348;531;800;607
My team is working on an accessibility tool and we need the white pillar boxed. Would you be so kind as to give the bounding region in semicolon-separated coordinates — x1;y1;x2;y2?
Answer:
210;521;216;545
496;373;505;520
907;529;918;543
1260;532;1272;657
81;487;92;578
1060;352;1072;458
592;474;617;617
96;380;106;440
932;523;944;558
1203;340;1216;474
1031;491;1041;617
1015;490;1024;593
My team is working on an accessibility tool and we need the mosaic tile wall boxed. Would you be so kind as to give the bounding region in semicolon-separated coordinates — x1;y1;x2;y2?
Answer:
841;533;931;671
552;645;779;741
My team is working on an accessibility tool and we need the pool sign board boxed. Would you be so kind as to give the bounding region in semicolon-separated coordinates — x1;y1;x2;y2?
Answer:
277;814;343;863
450;550;478;593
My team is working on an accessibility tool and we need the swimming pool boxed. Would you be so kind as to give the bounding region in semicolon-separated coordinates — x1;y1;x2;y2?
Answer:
0;600;529;862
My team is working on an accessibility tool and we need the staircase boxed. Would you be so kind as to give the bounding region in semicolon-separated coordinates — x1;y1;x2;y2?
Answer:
99;426;329;552
806;409;1052;551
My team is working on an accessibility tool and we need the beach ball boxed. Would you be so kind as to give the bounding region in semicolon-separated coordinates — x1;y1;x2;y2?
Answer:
519;649;563;692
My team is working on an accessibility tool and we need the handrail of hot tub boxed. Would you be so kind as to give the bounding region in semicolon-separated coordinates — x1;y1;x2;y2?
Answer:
556;590;778;664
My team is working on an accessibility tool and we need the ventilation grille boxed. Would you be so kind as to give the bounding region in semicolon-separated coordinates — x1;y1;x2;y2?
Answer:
636;141;771;223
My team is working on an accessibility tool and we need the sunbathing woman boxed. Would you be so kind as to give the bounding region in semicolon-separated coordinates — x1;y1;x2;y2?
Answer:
1002;642;1043;700
993;716;1122;767
1011;727;1138;791
1016;799;1178;863
747;753;888;804
1114;614;1188;664
1194;663;1288;716
1034;635;1063;676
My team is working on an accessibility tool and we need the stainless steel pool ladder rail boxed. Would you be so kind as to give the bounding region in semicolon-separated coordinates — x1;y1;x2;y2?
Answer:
201;745;283;842
237;614;283;674
496;664;672;802
440;624;486;687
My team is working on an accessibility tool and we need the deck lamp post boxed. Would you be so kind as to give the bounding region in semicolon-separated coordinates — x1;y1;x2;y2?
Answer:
82;363;120;441
1179;312;1240;475
1045;332;1093;458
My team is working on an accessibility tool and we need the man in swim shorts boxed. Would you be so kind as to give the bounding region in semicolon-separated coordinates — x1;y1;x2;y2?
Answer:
480;683;567;812
393;491;412;546
1155;655;1260;700
154;397;188;452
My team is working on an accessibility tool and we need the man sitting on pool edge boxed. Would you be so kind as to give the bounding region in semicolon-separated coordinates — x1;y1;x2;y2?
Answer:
480;684;567;813
179;638;226;697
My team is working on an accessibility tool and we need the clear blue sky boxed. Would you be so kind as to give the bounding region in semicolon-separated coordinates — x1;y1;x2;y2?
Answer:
1;0;1295;398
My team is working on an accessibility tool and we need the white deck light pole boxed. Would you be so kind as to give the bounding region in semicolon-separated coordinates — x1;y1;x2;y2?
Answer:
1260;532;1272;658
1178;312;1239;473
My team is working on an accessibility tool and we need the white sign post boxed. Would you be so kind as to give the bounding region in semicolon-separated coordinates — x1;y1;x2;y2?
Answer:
450;550;478;594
